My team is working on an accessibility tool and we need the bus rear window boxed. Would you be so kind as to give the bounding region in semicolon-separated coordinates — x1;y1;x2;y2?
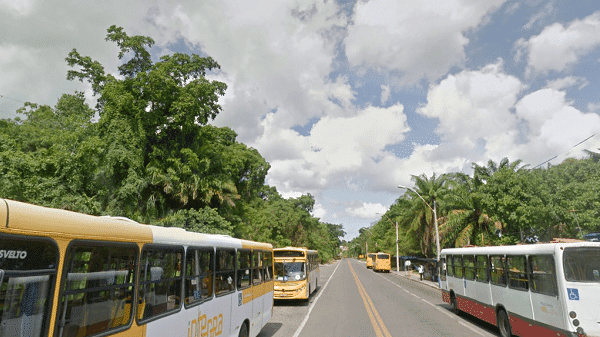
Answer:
563;247;600;282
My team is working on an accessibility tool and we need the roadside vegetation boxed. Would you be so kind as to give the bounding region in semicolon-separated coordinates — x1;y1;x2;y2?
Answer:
350;155;600;258
0;27;344;263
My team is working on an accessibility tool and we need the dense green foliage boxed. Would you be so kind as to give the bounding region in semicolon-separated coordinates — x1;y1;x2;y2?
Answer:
351;156;600;258
0;27;343;262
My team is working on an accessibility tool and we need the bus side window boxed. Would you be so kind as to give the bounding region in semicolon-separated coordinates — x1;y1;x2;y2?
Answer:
262;251;273;282
439;257;446;281
463;256;475;280
1;236;58;337
475;255;489;283
252;251;263;285
236;249;251;290
507;255;528;290
453;256;464;278
446;256;454;277
490;255;507;287
215;249;235;296
58;242;138;337
528;255;557;296
137;245;183;323
185;247;214;307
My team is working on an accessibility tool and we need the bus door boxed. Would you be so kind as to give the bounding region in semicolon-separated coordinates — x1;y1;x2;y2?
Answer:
0;236;58;337
528;254;563;331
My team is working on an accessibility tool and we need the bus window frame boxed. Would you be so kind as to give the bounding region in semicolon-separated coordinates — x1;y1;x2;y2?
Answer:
490;255;507;287
262;250;273;282
475;255;489;283
446;255;454;277
58;239;139;336
463;255;475;280
453;255;464;279
528;254;558;296
215;248;236;297
236;249;252;290
1;234;59;337
252;250;263;286
507;255;529;291
184;246;215;308
137;244;184;325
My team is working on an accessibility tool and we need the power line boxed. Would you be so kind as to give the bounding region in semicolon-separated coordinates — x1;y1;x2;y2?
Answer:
532;134;597;169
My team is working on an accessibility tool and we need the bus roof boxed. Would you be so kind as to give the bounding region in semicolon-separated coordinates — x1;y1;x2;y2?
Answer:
0;198;153;243
441;241;600;256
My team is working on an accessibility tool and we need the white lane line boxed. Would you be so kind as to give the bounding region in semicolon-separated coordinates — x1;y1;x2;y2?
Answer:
292;260;342;337
379;273;489;336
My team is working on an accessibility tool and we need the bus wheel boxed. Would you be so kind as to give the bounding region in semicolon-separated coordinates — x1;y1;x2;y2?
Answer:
450;294;459;313
238;322;249;337
497;310;512;337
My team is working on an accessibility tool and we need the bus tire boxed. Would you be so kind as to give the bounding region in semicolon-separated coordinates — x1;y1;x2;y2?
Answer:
238;322;249;337
497;309;512;337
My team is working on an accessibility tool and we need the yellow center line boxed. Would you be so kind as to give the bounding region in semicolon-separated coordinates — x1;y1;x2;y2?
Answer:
347;260;393;337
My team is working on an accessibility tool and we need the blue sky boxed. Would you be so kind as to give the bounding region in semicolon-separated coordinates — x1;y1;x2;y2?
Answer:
2;0;600;239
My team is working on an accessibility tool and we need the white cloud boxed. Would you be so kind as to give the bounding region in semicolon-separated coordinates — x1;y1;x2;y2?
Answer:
344;0;507;84
312;203;327;219
380;84;391;105
345;202;388;219
259;103;410;196
418;61;524;161
546;76;589;91
515;88;600;164
523;2;555;30
517;11;600;74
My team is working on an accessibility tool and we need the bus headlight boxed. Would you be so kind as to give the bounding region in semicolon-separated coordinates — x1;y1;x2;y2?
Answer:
576;327;584;336
573;319;580;327
569;311;577;319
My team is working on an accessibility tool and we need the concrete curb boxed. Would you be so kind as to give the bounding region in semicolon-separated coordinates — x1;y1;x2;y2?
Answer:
391;270;440;290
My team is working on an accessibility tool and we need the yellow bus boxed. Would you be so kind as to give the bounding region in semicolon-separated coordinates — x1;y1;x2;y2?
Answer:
273;247;319;300
0;198;273;337
373;252;391;272
366;253;375;269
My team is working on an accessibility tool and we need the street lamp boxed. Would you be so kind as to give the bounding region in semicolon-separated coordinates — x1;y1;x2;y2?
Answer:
398;185;440;262
377;213;400;273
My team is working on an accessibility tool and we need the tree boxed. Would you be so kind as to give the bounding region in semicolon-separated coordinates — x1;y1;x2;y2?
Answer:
402;173;449;257
440;172;495;247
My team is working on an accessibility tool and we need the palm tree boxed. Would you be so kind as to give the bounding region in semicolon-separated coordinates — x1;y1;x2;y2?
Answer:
472;157;527;185
440;172;496;247
401;173;449;257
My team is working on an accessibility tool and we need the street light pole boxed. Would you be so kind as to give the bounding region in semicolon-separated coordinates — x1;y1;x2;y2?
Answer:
376;213;400;272
395;221;399;273
398;185;440;262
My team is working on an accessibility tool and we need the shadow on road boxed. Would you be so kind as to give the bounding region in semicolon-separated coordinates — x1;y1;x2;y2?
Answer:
257;322;283;337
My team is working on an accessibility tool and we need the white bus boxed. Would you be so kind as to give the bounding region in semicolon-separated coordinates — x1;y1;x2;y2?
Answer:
440;241;600;337
0;198;273;337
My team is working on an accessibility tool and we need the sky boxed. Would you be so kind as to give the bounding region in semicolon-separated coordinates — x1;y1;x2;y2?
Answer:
2;0;600;240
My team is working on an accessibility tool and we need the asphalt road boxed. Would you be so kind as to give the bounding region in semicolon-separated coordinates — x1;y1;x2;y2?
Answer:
259;258;502;337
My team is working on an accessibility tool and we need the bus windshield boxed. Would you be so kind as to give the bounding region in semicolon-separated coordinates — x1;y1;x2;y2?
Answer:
274;262;305;281
563;247;600;282
377;254;389;259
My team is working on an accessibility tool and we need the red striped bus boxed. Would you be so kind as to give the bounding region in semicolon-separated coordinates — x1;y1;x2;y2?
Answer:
440;241;600;337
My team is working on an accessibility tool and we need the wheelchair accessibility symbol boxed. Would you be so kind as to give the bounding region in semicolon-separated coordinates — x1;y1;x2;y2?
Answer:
567;288;579;301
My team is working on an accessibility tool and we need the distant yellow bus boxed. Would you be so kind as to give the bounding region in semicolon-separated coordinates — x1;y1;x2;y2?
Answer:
366;253;375;269
373;253;391;272
273;247;319;300
0;199;273;337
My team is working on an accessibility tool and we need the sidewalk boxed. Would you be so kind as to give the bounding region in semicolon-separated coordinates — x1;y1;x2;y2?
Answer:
391;269;440;290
